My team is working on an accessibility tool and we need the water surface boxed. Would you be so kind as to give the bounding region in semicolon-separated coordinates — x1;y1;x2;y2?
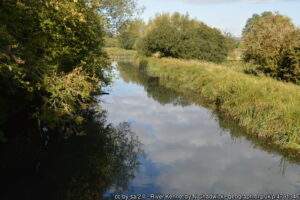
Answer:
102;63;300;195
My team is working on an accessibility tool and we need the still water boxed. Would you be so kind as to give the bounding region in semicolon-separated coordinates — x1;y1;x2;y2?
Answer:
102;63;300;195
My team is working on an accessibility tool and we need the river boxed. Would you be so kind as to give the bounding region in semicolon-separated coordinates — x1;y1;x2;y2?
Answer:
102;62;300;196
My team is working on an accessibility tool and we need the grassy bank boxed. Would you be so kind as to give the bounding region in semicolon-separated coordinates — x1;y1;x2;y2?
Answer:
143;57;300;153
105;47;137;61
106;48;300;154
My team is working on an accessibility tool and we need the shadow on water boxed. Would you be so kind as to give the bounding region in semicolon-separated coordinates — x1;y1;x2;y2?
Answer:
117;61;300;165
0;108;142;200
118;62;191;107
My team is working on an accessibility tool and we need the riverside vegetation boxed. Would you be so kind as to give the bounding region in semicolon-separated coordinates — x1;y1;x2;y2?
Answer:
140;58;300;153
116;12;299;83
108;12;300;154
0;0;142;199
1;0;300;197
117;61;300;163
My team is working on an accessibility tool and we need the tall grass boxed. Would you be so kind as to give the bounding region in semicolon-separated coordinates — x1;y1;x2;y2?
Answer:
105;48;300;153
144;57;300;153
105;47;137;62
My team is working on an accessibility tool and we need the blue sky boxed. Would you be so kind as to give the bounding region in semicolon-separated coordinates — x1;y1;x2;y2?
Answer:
137;0;300;36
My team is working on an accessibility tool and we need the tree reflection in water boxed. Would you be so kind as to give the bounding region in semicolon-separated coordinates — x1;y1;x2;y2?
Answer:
117;61;300;165
0;109;142;200
118;62;191;107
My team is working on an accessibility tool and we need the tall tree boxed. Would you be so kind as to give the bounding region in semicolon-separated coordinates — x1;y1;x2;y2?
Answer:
140;12;229;63
242;11;300;82
118;19;145;49
0;0;109;142
91;0;143;34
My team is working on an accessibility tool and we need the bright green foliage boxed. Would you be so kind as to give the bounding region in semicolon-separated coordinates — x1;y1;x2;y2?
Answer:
139;13;229;63
242;12;300;82
0;0;109;140
41;68;99;132
118;20;145;50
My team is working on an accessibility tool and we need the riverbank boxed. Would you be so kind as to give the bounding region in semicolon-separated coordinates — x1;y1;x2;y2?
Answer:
105;47;137;61
106;48;300;155
145;57;300;153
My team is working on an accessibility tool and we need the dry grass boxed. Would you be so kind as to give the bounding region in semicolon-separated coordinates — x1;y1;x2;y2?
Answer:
105;47;137;62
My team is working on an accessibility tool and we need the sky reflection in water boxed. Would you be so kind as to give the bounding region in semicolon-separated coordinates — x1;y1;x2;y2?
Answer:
102;65;300;194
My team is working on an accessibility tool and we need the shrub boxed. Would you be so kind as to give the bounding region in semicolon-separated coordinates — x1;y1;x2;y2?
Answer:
242;12;300;82
277;30;300;83
118;20;145;50
139;13;229;63
0;0;109;141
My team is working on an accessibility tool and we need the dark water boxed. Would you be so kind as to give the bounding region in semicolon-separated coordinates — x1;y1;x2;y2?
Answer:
102;62;300;196
0;92;141;199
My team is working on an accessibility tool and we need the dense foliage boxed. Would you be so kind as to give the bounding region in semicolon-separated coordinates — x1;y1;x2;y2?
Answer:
118;19;145;50
0;0;110;142
242;12;300;83
0;0;142;141
139;13;229;63
0;1;142;198
97;0;142;34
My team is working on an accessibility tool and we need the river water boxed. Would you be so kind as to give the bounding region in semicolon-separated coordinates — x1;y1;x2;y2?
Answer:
102;62;300;196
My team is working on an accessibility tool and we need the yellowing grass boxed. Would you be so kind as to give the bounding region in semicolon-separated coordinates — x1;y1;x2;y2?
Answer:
105;47;137;61
145;57;300;153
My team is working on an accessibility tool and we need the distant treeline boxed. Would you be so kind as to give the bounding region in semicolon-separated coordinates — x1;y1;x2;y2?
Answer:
117;12;236;63
112;12;299;83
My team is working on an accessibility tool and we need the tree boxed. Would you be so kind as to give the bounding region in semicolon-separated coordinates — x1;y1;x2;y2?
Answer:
0;1;145;198
242;11;300;82
92;0;143;34
242;11;273;36
0;0;109;142
118;19;145;49
139;13;229;63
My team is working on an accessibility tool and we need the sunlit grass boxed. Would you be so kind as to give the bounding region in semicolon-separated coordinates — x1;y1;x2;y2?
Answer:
107;48;300;152
144;57;300;152
105;47;137;61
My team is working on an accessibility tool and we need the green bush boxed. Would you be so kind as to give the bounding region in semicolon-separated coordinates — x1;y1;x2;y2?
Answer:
0;0;109;141
118;20;145;50
242;12;300;83
139;13;229;63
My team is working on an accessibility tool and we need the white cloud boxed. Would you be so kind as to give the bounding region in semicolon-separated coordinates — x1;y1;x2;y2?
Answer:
102;73;300;193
